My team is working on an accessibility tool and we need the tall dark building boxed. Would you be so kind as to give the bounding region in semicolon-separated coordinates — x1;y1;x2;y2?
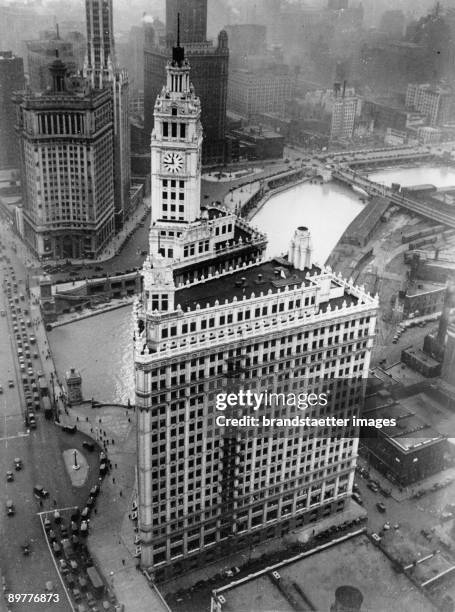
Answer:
84;0;131;228
144;6;229;164
84;0;116;89
0;51;24;169
166;0;207;44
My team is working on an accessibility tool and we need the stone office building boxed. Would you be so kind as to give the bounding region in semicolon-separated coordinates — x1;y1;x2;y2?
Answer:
134;38;378;581
14;59;115;259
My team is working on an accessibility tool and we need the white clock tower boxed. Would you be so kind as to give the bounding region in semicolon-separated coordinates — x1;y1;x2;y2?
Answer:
149;26;203;260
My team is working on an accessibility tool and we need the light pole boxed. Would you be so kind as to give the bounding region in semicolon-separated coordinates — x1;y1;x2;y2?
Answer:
73;449;80;471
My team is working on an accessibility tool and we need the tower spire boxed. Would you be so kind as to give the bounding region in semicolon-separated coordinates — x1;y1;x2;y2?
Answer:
172;12;185;66
177;12;180;47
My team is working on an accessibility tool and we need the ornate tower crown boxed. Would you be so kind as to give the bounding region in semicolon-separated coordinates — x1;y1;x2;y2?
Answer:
165;13;191;96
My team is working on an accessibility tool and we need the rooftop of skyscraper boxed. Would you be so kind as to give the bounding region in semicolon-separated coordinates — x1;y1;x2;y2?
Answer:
171;254;368;314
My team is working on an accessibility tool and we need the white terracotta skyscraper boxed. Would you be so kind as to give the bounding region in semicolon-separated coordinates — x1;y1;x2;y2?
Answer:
134;34;378;581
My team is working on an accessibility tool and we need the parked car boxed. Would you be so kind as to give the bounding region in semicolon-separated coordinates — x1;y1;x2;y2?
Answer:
6;471;14;482
90;485;100;497
352;492;363;505
14;458;23;470
376;502;386;513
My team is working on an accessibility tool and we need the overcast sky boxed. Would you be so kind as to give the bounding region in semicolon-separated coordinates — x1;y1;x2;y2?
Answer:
0;0;444;34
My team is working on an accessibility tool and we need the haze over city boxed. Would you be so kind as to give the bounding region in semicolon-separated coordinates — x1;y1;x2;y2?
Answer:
1;1;455;611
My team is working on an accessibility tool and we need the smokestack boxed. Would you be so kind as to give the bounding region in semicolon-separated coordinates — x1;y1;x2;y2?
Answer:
437;284;454;346
442;323;455;387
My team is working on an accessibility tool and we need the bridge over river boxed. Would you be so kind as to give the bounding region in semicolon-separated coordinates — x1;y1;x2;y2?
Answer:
333;168;455;229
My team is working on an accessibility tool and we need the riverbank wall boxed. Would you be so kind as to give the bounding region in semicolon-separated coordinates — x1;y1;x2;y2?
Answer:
50;299;134;328
243;175;315;221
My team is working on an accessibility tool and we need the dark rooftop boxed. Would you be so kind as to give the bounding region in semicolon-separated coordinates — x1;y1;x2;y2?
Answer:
364;402;443;451
175;258;359;312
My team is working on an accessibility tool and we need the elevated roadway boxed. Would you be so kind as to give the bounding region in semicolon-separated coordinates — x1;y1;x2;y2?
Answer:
333;168;455;229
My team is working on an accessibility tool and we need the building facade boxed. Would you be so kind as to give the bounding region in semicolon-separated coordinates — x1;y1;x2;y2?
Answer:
166;0;207;44
362;402;446;486
84;0;131;228
0;51;24;169
330;96;359;142
228;68;294;119
406;83;455;126
84;0;116;89
134;42;378;581
14;61;115;260
111;67;131;226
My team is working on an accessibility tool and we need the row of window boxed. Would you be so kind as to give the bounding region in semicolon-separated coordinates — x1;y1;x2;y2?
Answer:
159;296;318;339
183;240;209;257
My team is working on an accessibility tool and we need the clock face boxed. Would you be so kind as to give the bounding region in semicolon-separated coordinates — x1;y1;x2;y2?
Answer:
163;152;184;174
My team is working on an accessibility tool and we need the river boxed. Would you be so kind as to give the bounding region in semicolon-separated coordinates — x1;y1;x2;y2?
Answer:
253;181;363;262
49;164;455;404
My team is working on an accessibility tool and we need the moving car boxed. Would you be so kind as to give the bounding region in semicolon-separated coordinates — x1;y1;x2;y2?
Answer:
6;500;15;516
14;458;23;470
6;471;14;482
33;484;49;498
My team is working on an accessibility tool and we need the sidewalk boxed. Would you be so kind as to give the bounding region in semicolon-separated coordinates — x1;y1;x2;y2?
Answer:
35;200;151;268
58;403;170;612
160;499;366;597
25;281;170;611
96;200;150;263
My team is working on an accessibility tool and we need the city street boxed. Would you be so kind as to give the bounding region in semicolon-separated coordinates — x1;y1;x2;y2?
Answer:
42;214;151;284
354;459;455;570
0;231;101;611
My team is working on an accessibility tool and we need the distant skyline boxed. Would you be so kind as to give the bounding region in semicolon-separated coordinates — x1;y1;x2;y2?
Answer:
0;0;443;35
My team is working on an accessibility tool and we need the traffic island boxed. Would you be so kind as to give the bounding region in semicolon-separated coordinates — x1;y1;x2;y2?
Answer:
63;448;89;487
